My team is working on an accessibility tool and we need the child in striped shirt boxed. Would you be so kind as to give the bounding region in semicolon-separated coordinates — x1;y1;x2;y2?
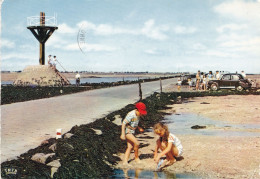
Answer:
120;102;147;165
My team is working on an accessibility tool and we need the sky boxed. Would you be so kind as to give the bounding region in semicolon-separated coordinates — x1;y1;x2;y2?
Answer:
1;0;260;73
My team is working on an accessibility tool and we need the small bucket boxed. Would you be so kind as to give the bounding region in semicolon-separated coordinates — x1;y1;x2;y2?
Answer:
56;128;62;139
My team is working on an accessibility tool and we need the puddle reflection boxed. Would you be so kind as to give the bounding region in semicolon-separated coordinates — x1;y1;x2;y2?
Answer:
111;169;199;179
163;113;260;137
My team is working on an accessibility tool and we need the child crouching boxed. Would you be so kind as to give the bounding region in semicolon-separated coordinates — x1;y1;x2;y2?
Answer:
153;123;183;167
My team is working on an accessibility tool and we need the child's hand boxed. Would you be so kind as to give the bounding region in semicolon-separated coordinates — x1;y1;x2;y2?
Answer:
120;134;126;140
155;156;160;163
153;153;158;161
138;127;144;133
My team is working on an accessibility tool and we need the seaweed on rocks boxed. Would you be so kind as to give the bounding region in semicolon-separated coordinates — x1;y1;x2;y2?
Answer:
1;158;51;178
1;86;90;105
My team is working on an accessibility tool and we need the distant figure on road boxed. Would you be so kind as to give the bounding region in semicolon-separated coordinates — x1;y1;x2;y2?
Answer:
215;71;220;80
188;78;192;91
48;55;52;67
177;78;182;91
120;102;147;166
196;70;201;91
207;71;213;80
241;71;246;78
202;74;207;91
53;56;57;69
75;73;81;86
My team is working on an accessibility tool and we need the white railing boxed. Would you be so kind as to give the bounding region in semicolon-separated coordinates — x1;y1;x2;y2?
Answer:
27;13;57;26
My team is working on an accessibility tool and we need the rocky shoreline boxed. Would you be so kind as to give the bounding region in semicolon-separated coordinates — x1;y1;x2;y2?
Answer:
1;91;260;178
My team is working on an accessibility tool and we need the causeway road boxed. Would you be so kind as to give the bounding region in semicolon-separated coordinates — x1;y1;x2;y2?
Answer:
1;78;177;162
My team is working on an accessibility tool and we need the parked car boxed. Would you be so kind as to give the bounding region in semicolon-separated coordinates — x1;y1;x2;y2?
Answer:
208;73;252;91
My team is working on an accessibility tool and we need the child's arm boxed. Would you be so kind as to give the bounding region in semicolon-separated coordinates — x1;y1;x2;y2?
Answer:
154;142;159;161
155;142;173;163
120;123;126;140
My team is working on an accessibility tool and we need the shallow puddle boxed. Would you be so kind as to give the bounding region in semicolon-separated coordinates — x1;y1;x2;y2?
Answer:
163;113;260;137
111;169;200;179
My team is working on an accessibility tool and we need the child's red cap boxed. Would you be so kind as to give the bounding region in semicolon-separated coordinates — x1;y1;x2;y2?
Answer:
136;102;147;115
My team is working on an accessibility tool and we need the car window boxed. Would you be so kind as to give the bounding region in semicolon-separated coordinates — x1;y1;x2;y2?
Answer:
231;75;239;80
222;75;230;80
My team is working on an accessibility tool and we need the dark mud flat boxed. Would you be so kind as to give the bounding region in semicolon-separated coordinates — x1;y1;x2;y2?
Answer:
2;91;260;178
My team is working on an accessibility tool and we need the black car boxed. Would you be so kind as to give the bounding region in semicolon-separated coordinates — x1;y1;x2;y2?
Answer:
208;73;252;91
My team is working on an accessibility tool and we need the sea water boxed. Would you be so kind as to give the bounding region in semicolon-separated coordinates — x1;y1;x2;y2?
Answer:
163;112;260;137
69;77;147;84
1;77;146;85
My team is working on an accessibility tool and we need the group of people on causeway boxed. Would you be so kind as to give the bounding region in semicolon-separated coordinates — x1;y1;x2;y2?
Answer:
120;102;183;169
176;70;246;91
48;55;57;69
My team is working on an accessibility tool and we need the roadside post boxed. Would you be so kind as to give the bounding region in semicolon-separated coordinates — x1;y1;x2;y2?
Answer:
160;78;162;93
138;77;142;100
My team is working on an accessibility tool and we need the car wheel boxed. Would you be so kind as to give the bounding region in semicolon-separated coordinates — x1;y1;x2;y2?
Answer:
211;83;218;91
236;85;243;91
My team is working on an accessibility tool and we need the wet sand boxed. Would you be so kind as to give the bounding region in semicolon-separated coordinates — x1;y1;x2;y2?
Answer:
115;95;260;178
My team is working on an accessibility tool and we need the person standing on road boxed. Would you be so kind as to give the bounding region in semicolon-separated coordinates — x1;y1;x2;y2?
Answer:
75;73;81;86
120;102;147;166
53;56;57;69
202;74;207;91
207;71;213;80
241;71;246;78
188;78;192;91
48;55;53;67
196;70;201;91
215;71;220;80
177;78;182;91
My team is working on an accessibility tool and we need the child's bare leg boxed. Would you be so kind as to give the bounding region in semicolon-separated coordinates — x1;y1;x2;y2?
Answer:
126;134;140;162
158;141;178;166
165;145;179;165
123;140;133;165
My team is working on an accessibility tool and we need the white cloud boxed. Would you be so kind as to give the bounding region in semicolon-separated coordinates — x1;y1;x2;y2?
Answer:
214;0;260;25
203;50;239;58
95;24;137;36
77;19;169;40
216;33;248;43
57;23;77;34
1;52;34;61
77;21;96;30
144;49;159;55
219;37;260;55
1;39;15;48
144;49;157;55
141;19;169;40
84;43;117;52
77;21;137;36
216;24;248;33
46;34;68;48
64;43;117;52
173;25;197;34
192;43;207;50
